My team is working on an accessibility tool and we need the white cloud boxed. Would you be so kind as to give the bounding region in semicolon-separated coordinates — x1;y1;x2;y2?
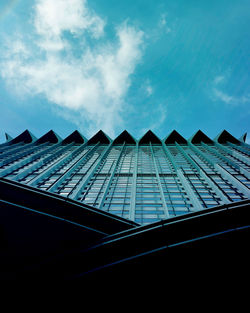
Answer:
214;89;250;105
211;74;250;106
34;0;105;39
0;0;144;137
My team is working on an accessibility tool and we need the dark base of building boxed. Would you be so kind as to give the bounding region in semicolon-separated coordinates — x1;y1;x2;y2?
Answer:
0;178;249;283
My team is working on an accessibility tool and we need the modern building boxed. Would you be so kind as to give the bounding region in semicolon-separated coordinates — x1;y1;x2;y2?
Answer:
0;129;249;281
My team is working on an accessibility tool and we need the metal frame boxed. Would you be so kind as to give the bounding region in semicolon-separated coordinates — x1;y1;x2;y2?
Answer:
162;143;203;211
97;142;126;209
149;142;170;218
69;142;113;200
128;142;138;221
0;129;249;226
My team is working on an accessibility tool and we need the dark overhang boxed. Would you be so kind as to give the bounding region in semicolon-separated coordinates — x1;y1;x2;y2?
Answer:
214;130;240;144
15;198;249;281
62;130;86;144
71;199;250;280
164;130;187;144
189;130;214;144
0;178;137;235
139;130;161;145
35;130;62;144
0;177;138;280
113;130;136;145
87;130;111;145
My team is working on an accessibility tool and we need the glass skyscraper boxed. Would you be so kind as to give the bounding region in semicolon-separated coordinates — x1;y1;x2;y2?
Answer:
1;128;249;226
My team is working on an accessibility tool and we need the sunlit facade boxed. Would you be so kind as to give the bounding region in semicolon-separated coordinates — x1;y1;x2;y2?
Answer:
1;128;249;226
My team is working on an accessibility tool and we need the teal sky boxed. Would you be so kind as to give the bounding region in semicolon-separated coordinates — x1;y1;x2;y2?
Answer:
0;0;249;143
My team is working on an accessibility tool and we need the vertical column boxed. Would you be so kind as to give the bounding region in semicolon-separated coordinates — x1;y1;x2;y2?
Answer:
190;142;250;198
0;142;61;180
224;142;250;159
201;142;250;196
216;164;250;197
214;142;250;179
162;143;204;211
11;142;73;182
0;142;59;177
69;142;113;200
47;142;99;192
97;143;126;209
149;143;169;218
128;143;138;221
29;142;89;187
0;141;35;160
187;142;231;204
201;142;239;170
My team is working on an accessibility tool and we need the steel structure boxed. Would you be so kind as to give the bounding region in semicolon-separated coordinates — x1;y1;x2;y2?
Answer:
1;128;250;280
0;129;250;226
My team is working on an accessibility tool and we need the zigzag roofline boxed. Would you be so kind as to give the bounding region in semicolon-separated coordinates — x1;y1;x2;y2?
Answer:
1;129;247;146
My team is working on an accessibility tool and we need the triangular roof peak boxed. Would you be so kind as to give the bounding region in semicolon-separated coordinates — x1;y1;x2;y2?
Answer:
11;129;37;144
5;133;13;142
113;130;136;145
189;130;213;144
35;130;62;144
239;132;247;143
214;130;240;144
87;130;111;145
139;130;161;145
62;130;86;144
164;130;187;144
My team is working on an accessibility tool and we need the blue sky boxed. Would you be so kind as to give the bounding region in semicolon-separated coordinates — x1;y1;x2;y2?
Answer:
0;0;250;143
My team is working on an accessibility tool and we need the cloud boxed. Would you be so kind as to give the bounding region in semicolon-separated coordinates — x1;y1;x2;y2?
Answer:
34;0;105;40
211;75;250;106
0;0;144;137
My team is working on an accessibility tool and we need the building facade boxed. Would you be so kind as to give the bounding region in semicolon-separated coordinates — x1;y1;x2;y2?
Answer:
0;128;249;226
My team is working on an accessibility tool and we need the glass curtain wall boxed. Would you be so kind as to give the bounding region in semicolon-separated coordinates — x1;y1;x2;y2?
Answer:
0;130;249;226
